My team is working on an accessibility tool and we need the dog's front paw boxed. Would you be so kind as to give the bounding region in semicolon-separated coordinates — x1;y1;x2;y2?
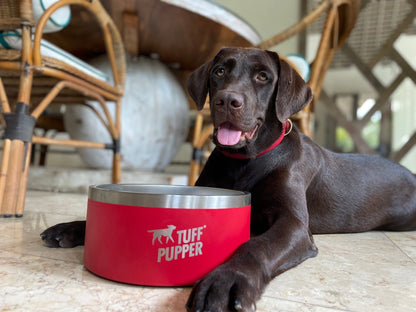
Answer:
186;266;261;312
40;221;86;248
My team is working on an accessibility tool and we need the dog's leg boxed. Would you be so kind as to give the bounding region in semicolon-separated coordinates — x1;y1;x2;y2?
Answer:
186;205;318;312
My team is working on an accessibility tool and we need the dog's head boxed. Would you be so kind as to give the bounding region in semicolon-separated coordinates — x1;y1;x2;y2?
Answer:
187;47;312;155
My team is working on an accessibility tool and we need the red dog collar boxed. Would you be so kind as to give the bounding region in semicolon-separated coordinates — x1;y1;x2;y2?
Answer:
220;120;292;159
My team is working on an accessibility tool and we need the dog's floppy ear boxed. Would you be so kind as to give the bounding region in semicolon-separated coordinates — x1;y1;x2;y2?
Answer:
267;51;313;123
187;59;213;110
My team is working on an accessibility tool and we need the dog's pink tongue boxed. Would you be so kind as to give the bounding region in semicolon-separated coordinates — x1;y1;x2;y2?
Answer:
218;123;242;146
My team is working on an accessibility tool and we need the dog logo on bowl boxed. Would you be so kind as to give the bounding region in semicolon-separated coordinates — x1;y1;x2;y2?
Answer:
148;225;176;245
149;225;207;263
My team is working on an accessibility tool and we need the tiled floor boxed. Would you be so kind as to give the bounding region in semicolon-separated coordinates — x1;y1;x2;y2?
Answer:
1;190;416;312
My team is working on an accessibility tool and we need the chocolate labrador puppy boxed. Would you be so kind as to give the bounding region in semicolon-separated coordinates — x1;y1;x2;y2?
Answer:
41;48;416;312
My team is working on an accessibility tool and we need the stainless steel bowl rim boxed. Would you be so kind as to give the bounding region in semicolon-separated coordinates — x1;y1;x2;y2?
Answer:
88;184;251;209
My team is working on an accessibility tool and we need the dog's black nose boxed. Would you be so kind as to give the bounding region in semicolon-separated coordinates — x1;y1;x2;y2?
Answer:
215;92;243;109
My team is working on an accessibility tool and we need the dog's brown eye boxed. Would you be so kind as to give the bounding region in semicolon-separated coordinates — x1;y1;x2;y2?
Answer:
215;67;225;77
257;72;268;81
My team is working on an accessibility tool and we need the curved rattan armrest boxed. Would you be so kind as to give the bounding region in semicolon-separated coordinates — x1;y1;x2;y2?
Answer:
32;0;125;93
257;0;360;51
336;0;360;47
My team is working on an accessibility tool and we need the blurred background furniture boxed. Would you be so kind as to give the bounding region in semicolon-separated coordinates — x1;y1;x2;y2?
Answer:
0;0;125;216
313;0;416;163
40;0;263;175
2;0;413;199
94;0;415;183
44;0;266;184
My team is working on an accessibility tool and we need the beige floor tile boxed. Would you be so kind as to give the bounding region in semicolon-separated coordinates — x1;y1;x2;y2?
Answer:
263;233;416;312
0;250;191;312
1;191;415;312
385;231;416;262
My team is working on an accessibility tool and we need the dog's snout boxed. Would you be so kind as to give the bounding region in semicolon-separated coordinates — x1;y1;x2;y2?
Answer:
215;92;244;109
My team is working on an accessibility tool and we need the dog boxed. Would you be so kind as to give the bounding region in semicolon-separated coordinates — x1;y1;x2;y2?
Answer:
41;47;416;312
148;225;176;245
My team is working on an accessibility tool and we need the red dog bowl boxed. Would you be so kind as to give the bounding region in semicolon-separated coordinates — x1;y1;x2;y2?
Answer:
84;184;251;286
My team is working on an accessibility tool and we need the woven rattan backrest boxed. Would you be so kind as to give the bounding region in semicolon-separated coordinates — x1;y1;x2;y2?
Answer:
0;0;34;30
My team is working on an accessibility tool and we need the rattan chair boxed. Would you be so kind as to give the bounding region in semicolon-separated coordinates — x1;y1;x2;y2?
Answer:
188;0;360;185
0;0;125;217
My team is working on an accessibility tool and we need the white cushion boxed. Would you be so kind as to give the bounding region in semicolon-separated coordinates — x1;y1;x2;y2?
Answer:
32;0;72;33
0;31;109;82
286;54;311;82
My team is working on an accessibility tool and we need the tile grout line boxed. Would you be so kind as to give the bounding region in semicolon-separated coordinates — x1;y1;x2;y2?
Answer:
382;231;416;265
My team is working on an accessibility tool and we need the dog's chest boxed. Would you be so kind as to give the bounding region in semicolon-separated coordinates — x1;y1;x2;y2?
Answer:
219;154;281;191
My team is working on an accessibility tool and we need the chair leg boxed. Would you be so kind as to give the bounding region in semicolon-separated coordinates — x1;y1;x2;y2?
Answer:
112;151;121;184
0;139;11;214
15;142;32;217
111;97;122;185
298;110;311;137
1;101;36;217
189;112;204;186
39;144;49;166
188;124;214;186
0;139;26;217
189;155;202;186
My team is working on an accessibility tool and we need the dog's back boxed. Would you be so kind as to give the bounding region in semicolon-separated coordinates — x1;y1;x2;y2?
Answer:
301;134;416;233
